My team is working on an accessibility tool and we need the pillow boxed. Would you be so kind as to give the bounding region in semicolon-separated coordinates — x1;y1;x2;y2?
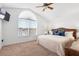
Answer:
53;29;65;36
65;32;74;39
58;31;65;36
53;29;59;35
58;28;65;36
76;32;79;39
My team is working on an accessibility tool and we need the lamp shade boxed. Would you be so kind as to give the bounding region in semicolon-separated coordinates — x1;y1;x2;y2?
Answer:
0;14;5;19
0;8;6;19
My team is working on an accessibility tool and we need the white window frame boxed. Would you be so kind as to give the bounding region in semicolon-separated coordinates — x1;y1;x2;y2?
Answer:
18;18;37;37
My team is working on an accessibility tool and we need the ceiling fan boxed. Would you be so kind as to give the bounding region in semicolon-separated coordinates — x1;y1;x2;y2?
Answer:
36;3;54;11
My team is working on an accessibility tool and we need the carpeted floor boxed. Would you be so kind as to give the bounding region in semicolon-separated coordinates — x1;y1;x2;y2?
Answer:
0;41;58;56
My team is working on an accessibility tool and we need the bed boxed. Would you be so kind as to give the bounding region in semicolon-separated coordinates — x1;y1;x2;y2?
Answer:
37;28;77;56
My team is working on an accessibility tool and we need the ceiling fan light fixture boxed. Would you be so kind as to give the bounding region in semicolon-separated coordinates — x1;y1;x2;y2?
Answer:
36;3;54;11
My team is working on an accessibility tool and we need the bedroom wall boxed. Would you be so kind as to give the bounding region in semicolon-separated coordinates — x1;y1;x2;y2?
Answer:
0;19;2;49
0;5;3;49
2;8;48;46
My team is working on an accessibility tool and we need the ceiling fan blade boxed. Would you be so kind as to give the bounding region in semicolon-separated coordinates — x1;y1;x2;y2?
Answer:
48;7;53;10
44;3;53;5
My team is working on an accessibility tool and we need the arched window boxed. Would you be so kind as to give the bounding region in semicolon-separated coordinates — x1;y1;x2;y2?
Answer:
18;10;37;37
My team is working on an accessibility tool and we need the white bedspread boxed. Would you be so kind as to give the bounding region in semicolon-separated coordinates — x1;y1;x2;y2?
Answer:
38;35;74;56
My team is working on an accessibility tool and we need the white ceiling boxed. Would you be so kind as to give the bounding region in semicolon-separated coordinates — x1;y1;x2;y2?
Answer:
0;3;51;22
0;3;41;8
1;3;79;24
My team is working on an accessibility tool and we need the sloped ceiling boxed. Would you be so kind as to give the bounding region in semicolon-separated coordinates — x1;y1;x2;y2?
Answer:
0;3;79;26
0;3;51;22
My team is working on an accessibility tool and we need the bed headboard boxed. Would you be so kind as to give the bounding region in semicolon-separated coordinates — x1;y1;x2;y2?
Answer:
58;28;77;40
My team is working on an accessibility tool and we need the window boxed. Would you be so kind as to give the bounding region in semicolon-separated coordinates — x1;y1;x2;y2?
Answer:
18;10;37;37
18;18;37;37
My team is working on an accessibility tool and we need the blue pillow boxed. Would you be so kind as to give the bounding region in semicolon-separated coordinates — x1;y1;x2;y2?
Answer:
58;31;65;36
52;29;65;36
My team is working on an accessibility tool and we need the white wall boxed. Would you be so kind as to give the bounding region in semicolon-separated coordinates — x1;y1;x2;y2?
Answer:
0;4;3;49
0;19;2;49
2;8;48;46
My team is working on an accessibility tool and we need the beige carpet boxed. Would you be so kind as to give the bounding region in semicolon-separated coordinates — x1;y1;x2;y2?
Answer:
0;41;57;56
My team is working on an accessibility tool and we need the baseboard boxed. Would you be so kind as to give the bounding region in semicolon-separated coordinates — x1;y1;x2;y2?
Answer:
3;39;36;47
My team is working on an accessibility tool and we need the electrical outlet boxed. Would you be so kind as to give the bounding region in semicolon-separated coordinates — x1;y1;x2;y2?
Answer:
1;39;3;42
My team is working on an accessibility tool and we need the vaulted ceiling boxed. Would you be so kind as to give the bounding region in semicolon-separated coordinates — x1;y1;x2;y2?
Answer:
0;3;79;26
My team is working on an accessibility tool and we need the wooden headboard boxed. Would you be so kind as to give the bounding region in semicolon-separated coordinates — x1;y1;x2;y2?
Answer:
59;28;77;40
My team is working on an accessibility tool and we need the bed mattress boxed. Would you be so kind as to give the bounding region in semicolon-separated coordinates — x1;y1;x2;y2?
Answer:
38;35;74;56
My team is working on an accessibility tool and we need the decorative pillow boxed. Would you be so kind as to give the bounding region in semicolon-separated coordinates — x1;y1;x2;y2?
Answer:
58;28;65;36
65;32;74;39
58;31;65;36
52;28;65;36
53;29;59;35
